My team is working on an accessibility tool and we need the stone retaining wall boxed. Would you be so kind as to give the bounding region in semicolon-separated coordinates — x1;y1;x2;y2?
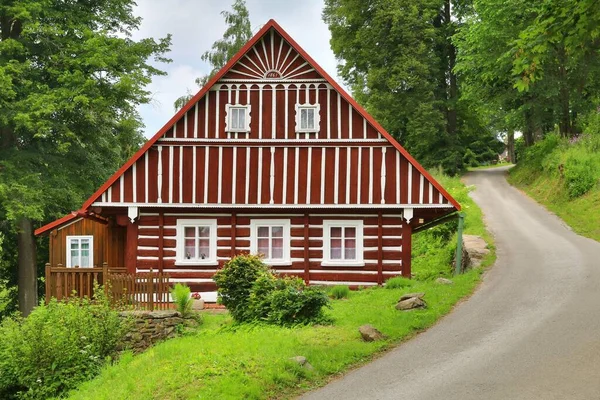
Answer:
119;310;192;352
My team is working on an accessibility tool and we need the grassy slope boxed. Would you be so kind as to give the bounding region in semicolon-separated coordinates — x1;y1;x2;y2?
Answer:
67;176;494;400
507;139;600;242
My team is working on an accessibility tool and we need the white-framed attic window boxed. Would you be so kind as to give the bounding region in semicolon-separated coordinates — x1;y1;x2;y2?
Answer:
66;236;94;268
295;104;320;133
322;220;364;267
175;219;218;266
225;104;251;134
250;219;291;266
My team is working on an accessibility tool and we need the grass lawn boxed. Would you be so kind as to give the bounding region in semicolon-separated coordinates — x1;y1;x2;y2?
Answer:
66;175;495;400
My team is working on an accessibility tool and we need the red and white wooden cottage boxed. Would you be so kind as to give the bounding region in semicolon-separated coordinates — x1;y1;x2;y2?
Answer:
36;20;460;298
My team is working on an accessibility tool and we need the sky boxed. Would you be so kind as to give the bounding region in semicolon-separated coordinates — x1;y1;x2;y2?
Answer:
132;0;341;139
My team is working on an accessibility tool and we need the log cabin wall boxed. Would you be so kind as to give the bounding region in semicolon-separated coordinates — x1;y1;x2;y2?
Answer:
49;218;125;268
134;211;405;291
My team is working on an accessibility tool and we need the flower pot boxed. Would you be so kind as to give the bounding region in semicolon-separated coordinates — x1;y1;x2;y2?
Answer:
192;299;205;310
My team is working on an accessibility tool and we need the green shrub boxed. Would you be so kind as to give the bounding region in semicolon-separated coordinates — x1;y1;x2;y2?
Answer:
249;276;330;326
385;276;413;289
463;148;479;168
170;283;192;317
214;254;271;322
563;155;598;198
0;279;15;319
245;273;278;321
520;134;561;169
215;255;330;325
0;296;124;399
329;285;351;299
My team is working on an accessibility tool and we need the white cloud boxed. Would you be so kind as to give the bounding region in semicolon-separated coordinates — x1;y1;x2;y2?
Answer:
133;0;343;138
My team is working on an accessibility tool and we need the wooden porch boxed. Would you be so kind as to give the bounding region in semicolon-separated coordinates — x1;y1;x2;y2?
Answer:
44;262;172;311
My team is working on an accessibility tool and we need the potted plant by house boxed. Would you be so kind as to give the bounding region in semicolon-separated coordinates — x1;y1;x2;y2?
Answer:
191;292;204;310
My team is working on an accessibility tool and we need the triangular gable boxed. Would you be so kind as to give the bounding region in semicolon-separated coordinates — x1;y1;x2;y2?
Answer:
36;19;459;235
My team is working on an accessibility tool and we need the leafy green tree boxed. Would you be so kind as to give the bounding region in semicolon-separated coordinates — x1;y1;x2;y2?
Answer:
0;0;171;315
323;0;500;174
454;0;543;147
512;0;600;137
456;0;600;146
174;0;252;110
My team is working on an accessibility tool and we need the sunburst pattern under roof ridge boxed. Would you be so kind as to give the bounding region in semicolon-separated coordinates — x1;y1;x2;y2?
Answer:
221;28;321;81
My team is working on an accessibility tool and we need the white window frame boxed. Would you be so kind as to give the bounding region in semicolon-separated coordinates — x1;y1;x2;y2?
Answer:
175;219;218;266
225;104;251;133
66;235;94;268
295;103;321;133
250;219;291;266
322;220;364;267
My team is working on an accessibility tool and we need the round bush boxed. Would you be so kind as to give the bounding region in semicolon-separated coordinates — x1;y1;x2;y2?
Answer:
215;255;330;325
249;276;330;325
213;254;272;322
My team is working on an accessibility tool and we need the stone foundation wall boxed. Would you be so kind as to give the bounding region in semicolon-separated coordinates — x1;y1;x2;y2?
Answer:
119;310;186;352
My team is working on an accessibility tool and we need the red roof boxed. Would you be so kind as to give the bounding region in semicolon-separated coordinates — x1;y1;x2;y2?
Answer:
35;212;78;235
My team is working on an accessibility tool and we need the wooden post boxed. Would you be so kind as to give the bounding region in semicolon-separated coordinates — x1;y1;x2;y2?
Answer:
125;221;138;274
454;213;465;275
377;212;383;285
45;263;51;304
158;212;164;273
148;274;154;311
303;213;310;284
401;220;412;278
231;212;237;258
56;263;63;301
102;262;109;297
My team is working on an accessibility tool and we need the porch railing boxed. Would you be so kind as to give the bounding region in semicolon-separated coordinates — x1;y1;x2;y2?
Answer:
44;263;171;311
108;272;171;310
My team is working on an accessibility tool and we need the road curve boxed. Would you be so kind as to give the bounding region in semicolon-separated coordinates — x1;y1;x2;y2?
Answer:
302;167;600;400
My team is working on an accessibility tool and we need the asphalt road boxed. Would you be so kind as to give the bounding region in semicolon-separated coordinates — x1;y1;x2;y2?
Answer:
302;166;600;400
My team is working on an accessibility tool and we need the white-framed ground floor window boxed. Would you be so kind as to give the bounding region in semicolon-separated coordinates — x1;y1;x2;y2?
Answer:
250;219;291;266
66;236;94;268
322;220;364;267
176;219;217;265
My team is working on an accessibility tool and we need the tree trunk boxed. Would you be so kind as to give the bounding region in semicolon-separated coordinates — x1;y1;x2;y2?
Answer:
507;130;515;163
444;0;458;136
523;111;535;146
17;217;37;316
557;46;572;137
